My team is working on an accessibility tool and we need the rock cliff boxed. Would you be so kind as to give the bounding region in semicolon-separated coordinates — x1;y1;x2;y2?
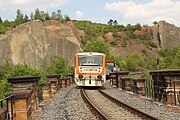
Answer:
0;20;81;67
153;21;180;49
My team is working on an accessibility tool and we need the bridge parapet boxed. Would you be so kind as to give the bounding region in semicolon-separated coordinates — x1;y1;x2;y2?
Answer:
8;76;40;111
7;90;32;120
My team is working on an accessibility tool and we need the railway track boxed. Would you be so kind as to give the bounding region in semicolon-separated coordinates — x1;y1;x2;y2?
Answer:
81;88;158;120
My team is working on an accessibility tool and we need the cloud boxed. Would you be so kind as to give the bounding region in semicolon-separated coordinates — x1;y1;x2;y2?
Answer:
104;0;180;26
0;0;68;12
75;10;84;18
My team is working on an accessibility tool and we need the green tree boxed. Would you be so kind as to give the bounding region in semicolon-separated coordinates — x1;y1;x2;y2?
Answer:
15;9;24;25
34;8;42;20
126;52;144;71
56;10;63;21
24;14;29;22
108;19;113;25
44;12;51;20
0;63;47;99
64;14;71;21
51;12;56;20
170;48;180;68
153;21;158;25
107;55;127;70
83;40;110;56
0;17;3;24
47;56;68;77
0;24;6;34
113;20;118;26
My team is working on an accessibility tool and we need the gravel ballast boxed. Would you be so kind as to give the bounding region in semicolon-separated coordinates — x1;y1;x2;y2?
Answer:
41;82;180;120
103;82;180;120
41;84;97;120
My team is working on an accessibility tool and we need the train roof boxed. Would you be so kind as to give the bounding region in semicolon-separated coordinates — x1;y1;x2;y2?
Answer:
76;52;106;56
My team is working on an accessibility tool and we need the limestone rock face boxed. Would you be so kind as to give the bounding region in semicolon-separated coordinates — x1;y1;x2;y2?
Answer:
153;21;180;49
0;20;81;67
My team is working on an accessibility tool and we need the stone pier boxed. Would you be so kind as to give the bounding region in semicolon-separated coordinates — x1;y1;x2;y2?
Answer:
8;76;40;111
8;90;32;120
47;74;61;95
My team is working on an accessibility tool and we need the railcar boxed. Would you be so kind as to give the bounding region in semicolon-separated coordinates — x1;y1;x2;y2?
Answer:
106;61;118;79
74;52;106;86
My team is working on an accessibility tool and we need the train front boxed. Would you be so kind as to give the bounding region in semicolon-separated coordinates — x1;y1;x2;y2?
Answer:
75;52;106;87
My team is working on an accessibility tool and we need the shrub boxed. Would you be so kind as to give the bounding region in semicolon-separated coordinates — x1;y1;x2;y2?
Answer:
121;35;128;47
126;52;144;71
110;40;117;46
47;56;68;77
158;48;167;57
0;63;47;99
107;55;127;71
159;47;180;69
145;41;158;48
121;40;127;47
147;58;158;70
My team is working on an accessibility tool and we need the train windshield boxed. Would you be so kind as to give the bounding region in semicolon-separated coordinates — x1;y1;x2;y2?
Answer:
78;55;103;66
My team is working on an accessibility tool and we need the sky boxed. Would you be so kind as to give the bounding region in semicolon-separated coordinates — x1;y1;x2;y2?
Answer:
0;0;180;26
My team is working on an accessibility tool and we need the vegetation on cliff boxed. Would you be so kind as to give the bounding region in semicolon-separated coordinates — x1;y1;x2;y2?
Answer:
159;47;180;69
73;20;152;46
0;9;71;34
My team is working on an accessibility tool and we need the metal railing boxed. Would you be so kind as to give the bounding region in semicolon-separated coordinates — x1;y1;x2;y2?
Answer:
0;94;14;120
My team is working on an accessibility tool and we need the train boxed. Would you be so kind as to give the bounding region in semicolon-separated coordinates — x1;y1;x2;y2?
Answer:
106;61;118;79
74;52;106;87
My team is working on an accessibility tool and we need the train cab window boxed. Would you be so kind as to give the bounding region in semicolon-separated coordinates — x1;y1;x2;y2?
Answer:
78;55;103;66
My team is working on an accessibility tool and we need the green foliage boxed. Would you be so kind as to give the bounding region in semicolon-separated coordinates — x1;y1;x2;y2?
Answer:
0;63;47;99
74;20;126;40
159;47;180;69
66;66;75;74
0;79;11;99
47;56;68;77
169;48;180;69
15;9;24;26
64;14;71;21
126;52;144;71
145;41;158;48
0;9;71;35
147;58;158;70
0;60;12;77
4;64;41;78
34;8;42;20
121;35;128;47
109;39;117;46
107;55;127;71
121;40;128;47
158;48;167;57
126;23;141;31
141;71;152;80
83;40;110;56
107;19;113;25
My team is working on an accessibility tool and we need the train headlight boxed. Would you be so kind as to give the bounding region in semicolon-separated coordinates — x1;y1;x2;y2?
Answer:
97;75;102;80
78;75;83;79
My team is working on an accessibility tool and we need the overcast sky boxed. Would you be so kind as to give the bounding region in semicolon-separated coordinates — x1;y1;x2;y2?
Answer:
0;0;179;26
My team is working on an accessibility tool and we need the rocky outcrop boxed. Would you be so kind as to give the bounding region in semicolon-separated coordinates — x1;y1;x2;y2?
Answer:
0;20;81;67
153;21;180;49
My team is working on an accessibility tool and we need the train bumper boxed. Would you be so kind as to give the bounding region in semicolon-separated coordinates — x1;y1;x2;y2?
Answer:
76;80;103;86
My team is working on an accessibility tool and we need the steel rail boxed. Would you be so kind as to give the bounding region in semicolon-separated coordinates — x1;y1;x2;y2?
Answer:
98;89;158;120
80;88;108;120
